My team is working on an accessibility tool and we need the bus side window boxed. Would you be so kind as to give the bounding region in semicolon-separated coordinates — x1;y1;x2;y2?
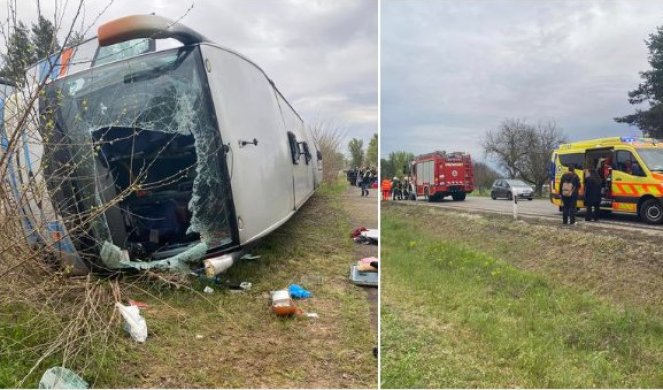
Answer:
615;150;645;177
287;131;300;164
300;142;311;165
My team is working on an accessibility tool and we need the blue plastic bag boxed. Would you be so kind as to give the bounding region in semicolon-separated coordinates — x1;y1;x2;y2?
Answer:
288;284;312;299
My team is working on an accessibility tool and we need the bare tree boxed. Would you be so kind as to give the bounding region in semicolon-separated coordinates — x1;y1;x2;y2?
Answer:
311;121;347;184
483;118;567;194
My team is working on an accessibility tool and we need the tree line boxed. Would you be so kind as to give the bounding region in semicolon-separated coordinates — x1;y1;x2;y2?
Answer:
0;15;85;84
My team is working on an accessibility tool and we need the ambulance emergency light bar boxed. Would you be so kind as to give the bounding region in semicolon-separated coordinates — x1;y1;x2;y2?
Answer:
98;14;208;47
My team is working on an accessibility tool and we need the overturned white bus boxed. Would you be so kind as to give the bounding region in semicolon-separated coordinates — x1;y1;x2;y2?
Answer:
4;15;322;274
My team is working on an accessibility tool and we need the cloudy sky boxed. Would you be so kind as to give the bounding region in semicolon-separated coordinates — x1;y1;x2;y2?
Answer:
1;0;377;148
381;0;663;163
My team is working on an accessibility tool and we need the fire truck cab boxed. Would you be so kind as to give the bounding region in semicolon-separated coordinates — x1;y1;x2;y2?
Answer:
408;151;474;201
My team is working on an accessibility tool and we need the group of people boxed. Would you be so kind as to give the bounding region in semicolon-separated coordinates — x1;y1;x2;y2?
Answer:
348;167;377;197
558;164;603;225
380;176;410;201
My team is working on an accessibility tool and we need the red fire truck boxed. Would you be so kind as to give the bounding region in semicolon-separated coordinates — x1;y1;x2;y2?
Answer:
408;151;475;201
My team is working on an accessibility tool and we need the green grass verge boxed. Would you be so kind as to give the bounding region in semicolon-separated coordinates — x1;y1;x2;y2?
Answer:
381;211;663;388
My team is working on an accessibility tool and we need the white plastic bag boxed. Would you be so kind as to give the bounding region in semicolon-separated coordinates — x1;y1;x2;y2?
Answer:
115;303;147;343
39;367;88;389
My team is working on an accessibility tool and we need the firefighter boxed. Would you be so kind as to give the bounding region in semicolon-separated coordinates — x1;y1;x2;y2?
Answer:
402;178;410;200
381;178;392;200
560;164;581;225
391;177;401;200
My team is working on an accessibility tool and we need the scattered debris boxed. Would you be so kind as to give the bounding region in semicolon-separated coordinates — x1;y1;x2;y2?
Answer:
203;254;234;277
240;253;261;260
288;284;312;299
195;334;204;339
353;228;378;245
228;281;252;293
305;312;319;319
39;367;88;389
350;226;368;238
203;286;215;294
270;289;299;316
127;299;149;309
115;303;148;343
350;258;378;287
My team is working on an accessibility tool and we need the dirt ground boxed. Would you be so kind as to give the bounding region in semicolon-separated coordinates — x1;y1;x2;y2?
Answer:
340;182;379;327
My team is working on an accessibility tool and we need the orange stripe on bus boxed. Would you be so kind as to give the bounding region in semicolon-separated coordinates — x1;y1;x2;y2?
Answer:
59;47;74;77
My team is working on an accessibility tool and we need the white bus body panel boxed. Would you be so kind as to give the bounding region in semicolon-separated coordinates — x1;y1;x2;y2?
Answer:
200;44;316;244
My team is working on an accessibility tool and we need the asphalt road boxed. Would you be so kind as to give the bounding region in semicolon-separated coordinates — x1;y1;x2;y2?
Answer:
393;195;663;234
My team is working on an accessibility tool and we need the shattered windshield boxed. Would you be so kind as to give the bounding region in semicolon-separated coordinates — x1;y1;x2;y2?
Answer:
42;46;233;267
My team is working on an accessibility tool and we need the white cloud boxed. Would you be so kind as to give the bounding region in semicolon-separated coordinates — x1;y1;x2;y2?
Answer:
381;0;663;163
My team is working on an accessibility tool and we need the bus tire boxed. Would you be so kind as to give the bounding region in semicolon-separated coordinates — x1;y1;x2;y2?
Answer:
452;192;466;201
640;198;663;224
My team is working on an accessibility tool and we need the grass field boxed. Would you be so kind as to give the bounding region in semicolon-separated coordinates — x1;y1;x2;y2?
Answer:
1;180;377;388
381;203;663;388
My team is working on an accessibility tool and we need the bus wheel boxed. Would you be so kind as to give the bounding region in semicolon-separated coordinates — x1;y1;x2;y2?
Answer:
640;199;663;224
452;192;466;201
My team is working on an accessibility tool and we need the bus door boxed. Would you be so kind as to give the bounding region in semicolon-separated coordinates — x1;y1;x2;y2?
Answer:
585;147;613;206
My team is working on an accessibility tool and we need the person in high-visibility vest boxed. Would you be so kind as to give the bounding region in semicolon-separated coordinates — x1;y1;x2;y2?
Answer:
381;179;392;200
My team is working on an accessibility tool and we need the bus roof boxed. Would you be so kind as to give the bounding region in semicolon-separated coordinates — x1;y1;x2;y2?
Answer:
556;137;663;151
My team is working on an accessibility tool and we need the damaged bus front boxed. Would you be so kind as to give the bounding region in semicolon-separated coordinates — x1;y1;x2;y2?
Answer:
12;15;322;274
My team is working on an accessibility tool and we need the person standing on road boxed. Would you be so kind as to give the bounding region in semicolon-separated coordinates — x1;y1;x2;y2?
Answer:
402;178;410;200
391;177;401;200
361;168;371;197
584;168;602;222
381;178;392;200
560;164;581;225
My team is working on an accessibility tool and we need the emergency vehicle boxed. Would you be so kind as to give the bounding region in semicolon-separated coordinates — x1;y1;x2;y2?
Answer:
408;151;474;201
550;137;663;224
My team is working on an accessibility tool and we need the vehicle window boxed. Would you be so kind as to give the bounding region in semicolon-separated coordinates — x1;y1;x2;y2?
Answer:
287;132;300;164
559;153;584;169
94;38;154;66
301;142;311;164
505;179;528;186
637;148;663;173
615;150;645;177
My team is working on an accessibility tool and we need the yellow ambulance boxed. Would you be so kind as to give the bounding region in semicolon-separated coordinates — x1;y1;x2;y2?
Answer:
550;137;663;224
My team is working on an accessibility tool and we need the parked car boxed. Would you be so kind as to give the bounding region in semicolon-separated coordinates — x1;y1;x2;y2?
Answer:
490;179;534;200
